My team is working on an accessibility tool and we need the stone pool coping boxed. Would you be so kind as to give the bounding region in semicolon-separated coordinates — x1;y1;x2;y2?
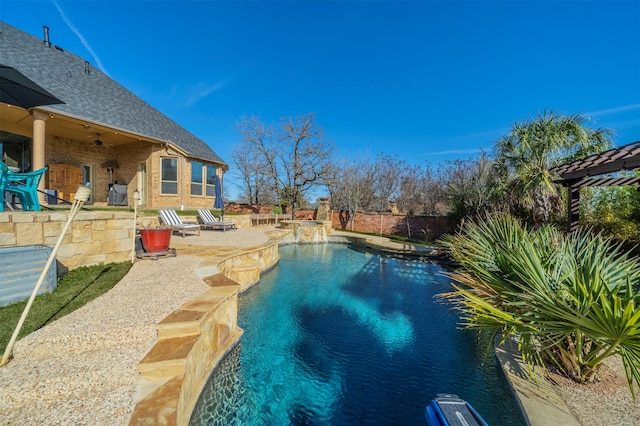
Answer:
133;228;580;425
128;228;287;425
495;337;579;425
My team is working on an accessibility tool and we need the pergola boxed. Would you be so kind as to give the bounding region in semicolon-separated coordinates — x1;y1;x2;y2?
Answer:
549;140;640;232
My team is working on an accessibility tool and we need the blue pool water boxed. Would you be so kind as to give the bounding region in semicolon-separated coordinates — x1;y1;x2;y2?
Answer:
190;244;525;425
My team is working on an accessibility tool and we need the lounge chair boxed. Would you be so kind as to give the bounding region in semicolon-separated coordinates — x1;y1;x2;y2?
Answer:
197;209;237;232
159;209;201;237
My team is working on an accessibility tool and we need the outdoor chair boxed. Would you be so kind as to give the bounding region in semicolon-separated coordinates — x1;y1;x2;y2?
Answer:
197;209;237;232
159;209;201;237
3;166;47;211
0;162;9;212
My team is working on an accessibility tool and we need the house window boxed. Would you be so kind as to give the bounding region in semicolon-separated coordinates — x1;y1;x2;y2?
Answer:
191;161;203;196
161;157;178;194
0;130;31;172
206;165;218;197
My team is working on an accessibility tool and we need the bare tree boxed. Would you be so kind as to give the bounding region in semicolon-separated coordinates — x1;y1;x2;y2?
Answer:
396;163;425;216
322;159;341;206
420;163;446;215
230;142;258;203
373;153;402;212
330;155;376;230
233;115;279;204
277;113;333;218
234;113;333;217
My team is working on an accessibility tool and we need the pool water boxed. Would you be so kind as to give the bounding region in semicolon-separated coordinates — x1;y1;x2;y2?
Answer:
190;244;525;425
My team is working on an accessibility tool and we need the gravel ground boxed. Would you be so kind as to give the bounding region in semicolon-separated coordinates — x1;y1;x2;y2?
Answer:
1;227;638;425
0;254;209;425
548;356;640;426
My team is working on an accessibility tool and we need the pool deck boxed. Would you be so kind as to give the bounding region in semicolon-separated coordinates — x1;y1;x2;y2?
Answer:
0;226;579;425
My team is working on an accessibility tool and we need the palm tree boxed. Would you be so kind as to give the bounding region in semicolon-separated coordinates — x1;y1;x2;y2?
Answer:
495;111;613;226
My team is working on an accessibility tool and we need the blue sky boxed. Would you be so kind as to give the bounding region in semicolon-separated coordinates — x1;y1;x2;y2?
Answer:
2;0;639;199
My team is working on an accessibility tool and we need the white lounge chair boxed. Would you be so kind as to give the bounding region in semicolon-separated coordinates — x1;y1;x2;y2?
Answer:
197;209;237;232
159;209;201;237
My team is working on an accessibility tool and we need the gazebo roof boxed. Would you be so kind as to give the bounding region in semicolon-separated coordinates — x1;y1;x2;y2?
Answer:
550;140;640;182
550;140;640;232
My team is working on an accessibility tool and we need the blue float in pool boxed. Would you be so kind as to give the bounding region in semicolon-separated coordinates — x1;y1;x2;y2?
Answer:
425;394;489;426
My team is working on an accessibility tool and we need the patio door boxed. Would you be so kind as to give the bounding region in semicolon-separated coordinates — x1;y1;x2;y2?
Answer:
80;163;94;204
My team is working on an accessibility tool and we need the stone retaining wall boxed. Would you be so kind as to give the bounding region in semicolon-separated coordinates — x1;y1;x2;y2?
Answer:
0;211;258;273
0;211;136;270
130;231;286;425
217;242;280;292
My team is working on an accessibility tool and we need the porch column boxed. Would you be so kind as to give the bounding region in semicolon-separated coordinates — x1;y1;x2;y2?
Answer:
567;184;580;233
31;111;48;203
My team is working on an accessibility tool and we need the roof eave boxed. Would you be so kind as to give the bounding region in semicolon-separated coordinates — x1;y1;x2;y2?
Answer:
33;106;228;168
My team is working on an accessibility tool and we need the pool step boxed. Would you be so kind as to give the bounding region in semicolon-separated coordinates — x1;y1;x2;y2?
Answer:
156;285;240;340
132;283;243;425
229;261;261;290
130;375;183;425
156;309;205;340
137;334;199;379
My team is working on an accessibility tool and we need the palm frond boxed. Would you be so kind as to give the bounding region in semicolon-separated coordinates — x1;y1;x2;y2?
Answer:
438;214;640;399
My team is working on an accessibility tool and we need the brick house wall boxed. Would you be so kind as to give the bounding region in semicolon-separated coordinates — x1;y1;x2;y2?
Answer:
146;149;223;210
44;136;223;209
46;136;153;205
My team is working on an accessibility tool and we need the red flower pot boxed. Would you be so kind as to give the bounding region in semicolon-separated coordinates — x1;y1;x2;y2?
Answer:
140;228;172;253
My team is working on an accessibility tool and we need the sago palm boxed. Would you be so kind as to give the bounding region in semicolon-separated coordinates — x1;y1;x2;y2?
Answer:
439;214;640;399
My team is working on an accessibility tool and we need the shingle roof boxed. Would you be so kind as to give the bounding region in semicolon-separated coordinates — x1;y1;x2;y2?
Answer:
0;22;226;166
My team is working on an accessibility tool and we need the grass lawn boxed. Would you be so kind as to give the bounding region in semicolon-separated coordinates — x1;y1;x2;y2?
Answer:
1;262;132;355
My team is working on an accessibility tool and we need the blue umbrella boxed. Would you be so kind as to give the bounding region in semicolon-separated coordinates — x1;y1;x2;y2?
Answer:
213;175;224;218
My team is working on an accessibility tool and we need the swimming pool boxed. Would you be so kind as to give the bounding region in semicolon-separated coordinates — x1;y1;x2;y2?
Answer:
190;244;525;425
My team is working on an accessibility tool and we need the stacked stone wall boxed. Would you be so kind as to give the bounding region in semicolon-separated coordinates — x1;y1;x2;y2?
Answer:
224;203;317;219
0;211;135;270
224;203;286;215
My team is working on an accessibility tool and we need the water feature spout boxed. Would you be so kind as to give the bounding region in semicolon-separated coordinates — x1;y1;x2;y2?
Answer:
280;220;329;243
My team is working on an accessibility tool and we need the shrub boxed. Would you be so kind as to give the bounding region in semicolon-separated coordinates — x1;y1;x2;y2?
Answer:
439;214;640;400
